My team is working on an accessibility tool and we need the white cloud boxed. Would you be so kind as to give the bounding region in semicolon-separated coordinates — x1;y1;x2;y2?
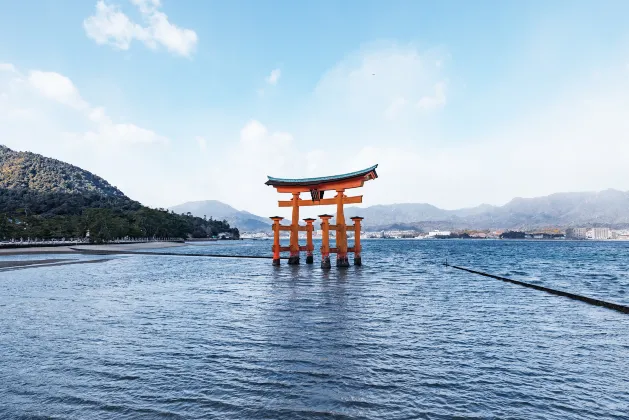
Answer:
266;68;281;85
257;68;282;96
2;64;166;147
20;67;165;145
195;136;207;151
384;96;408;120
83;0;198;57
417;81;446;110
307;44;449;142
0;63;17;73
28;71;88;110
83;1;144;50
80;121;166;145
196;120;326;213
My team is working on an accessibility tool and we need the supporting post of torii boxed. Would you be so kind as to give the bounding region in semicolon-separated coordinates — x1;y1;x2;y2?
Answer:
319;214;332;269
270;216;283;266
288;193;300;265
351;216;363;266
304;218;315;264
335;189;349;267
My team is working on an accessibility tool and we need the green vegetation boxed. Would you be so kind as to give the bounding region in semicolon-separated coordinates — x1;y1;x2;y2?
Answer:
0;145;125;196
500;231;526;239
1;205;237;243
0;146;238;242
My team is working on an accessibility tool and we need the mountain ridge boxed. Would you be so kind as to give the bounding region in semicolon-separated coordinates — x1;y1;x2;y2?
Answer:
172;188;629;232
169;200;272;232
0;145;239;241
344;188;629;230
0;145;126;198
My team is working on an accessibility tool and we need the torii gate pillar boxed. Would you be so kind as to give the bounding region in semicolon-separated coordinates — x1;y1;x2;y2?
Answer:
288;193;300;265
270;216;283;266
304;218;316;264
319;214;333;269
335;189;349;267
351;216;363;266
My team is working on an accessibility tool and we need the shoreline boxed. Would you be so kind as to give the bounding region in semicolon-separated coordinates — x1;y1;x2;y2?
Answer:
0;258;112;271
0;241;186;256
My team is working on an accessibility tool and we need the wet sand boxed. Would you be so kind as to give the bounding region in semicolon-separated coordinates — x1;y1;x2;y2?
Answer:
0;242;185;256
79;242;186;251
0;258;112;271
0;259;72;268
0;246;77;256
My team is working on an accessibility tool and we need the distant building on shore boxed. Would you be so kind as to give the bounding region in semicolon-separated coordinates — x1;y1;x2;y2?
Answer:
566;227;616;240
350;227;627;241
590;227;611;240
566;227;588;239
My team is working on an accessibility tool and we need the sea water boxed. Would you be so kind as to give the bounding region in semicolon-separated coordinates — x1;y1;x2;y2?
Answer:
1;240;628;419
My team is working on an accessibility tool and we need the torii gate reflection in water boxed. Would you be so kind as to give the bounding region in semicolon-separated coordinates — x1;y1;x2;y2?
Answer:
265;165;378;268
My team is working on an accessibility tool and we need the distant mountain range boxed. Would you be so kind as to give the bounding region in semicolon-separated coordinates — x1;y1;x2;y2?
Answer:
169;200;273;232
343;189;629;231
173;189;629;232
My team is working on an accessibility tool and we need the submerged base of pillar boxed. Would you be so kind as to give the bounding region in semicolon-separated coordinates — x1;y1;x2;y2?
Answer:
272;258;281;266
354;257;362;266
321;256;331;269
306;254;314;264
288;256;300;265
336;256;350;268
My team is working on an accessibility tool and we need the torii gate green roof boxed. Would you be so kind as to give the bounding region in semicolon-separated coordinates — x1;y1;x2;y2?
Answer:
265;164;378;187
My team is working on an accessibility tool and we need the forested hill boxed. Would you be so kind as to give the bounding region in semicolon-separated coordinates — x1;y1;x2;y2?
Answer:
0;145;125;197
0;145;239;242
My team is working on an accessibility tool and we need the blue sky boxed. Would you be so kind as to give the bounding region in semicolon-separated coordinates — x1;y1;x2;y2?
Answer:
2;0;629;218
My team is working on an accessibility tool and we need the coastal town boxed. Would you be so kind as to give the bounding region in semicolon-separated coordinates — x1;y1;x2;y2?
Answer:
241;227;629;241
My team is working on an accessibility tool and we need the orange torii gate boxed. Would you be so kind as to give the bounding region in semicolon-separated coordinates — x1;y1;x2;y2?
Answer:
265;165;378;268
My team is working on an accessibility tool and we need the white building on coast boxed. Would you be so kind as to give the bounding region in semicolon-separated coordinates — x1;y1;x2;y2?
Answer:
428;230;451;237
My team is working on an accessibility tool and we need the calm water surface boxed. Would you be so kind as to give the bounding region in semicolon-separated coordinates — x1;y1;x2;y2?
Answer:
1;240;628;419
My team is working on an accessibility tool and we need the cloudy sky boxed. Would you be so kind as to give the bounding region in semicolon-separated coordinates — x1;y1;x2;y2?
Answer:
2;0;629;218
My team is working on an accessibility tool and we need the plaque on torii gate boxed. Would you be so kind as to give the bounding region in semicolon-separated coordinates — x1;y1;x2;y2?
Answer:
265;164;378;268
